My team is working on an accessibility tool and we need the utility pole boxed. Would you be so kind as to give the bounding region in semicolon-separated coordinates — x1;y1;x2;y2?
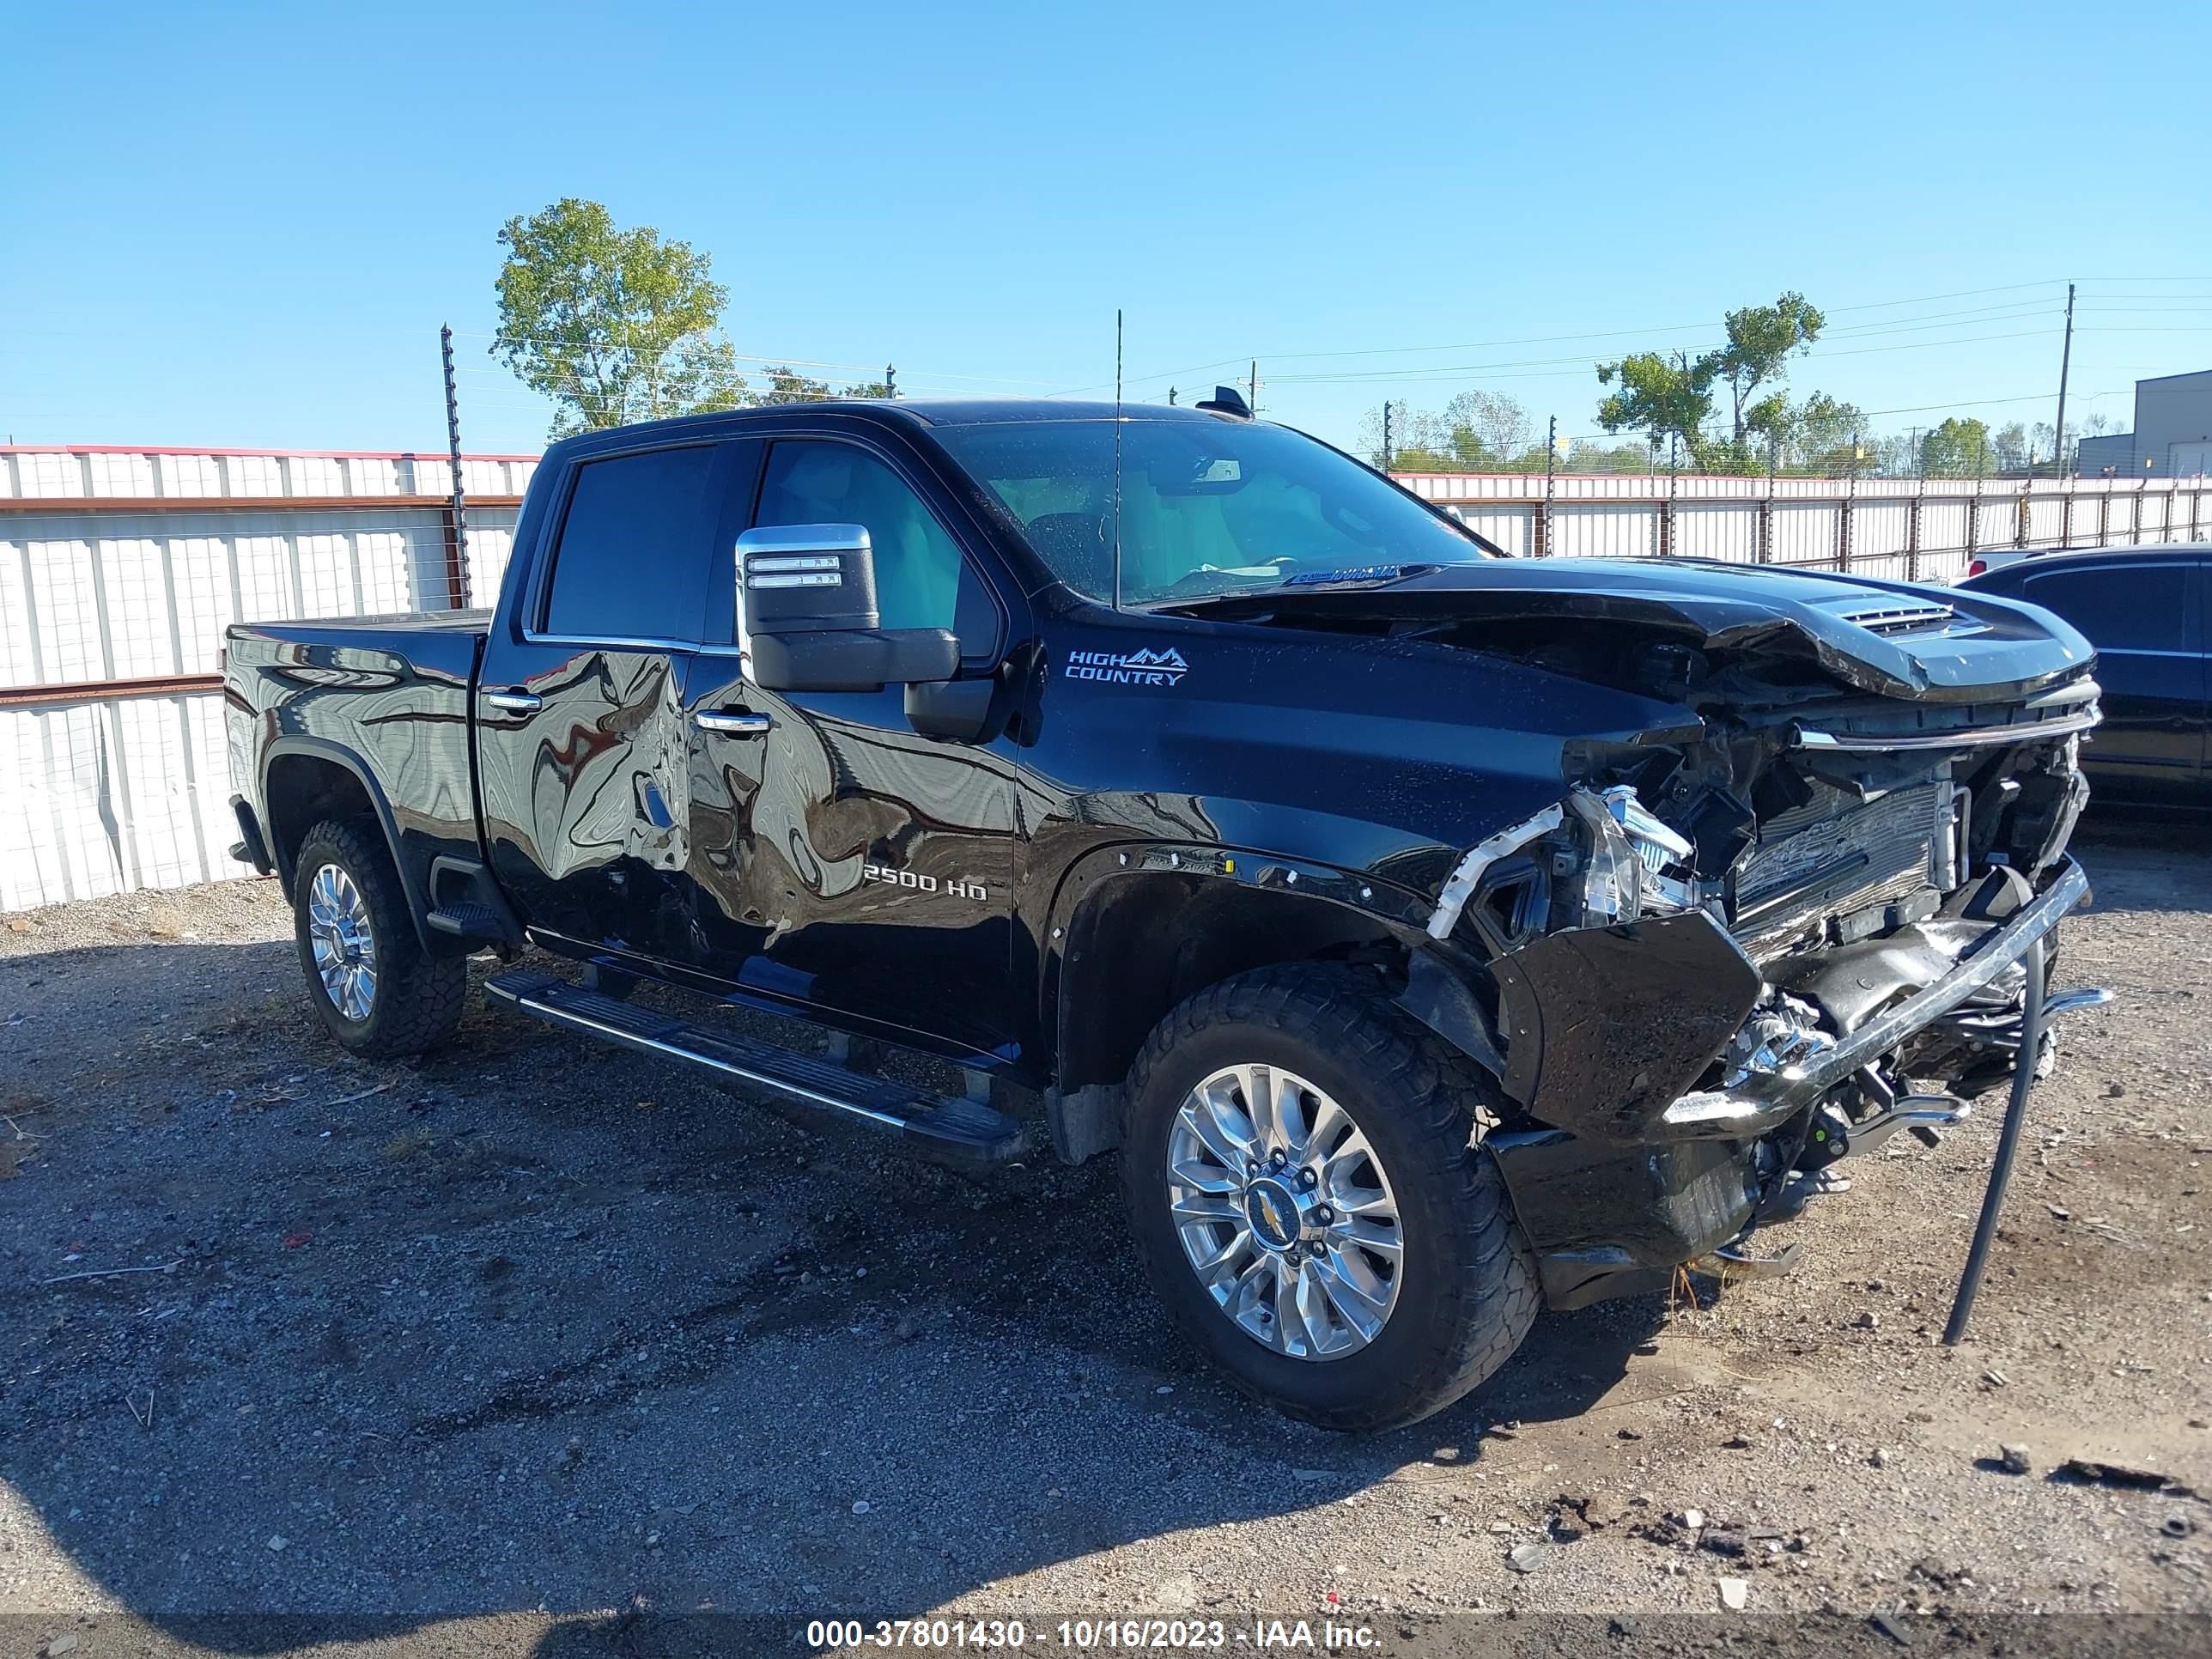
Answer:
1382;401;1394;471
884;363;896;399
1247;359;1260;416
441;324;470;609
2052;282;2075;480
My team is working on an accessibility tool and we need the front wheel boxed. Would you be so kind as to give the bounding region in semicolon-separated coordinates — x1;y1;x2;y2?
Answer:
292;817;465;1059
1121;964;1539;1431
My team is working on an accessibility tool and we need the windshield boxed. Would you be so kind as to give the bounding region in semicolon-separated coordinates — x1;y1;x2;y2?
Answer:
930;417;1490;603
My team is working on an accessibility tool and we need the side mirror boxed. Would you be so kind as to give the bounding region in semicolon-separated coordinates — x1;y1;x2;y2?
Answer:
736;524;957;692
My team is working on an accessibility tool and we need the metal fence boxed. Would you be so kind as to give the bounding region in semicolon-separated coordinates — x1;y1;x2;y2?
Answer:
1;446;532;912
1400;469;2210;584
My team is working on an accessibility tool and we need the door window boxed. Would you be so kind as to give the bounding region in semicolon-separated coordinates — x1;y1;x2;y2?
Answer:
754;441;998;649
542;444;726;641
2021;563;2190;652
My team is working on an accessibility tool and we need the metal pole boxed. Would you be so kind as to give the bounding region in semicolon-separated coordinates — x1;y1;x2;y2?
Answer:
1542;415;1556;557
884;363;896;399
2052;283;2075;481
1943;940;2048;1345
1249;359;1260;417
1382;402;1393;471
441;324;471;609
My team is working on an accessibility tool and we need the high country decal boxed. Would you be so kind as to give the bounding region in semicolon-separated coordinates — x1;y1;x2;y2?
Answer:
1065;647;1188;687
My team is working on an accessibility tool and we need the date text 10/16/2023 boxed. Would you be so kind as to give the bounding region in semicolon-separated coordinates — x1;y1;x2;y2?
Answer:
805;1618;1381;1650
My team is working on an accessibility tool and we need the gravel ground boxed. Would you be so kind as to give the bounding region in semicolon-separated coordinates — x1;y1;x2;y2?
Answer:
2;817;2208;1657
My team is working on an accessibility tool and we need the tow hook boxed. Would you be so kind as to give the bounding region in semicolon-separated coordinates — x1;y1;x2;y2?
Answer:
1698;1237;1806;1280
1846;1093;1973;1155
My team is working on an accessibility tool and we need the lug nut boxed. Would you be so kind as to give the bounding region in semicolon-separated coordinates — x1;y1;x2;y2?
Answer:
1298;1170;1317;1189
1246;1158;1260;1176
1269;1150;1287;1169
1315;1206;1334;1224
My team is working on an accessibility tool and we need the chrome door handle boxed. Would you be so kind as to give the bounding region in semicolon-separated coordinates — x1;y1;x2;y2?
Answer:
695;708;772;736
484;689;541;714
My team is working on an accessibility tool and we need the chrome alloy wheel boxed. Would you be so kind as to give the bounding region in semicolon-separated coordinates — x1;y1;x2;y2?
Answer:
306;862;378;1022
1165;1063;1404;1360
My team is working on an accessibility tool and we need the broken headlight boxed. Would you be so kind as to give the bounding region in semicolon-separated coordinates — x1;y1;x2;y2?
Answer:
1563;785;1699;924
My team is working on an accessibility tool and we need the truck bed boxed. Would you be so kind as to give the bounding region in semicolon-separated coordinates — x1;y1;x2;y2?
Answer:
222;612;492;924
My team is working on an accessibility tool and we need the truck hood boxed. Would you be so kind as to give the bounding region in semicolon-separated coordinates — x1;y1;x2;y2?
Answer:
1155;556;2095;703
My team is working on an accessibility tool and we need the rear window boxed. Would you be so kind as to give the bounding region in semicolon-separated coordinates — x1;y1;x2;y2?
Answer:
543;445;725;641
2021;562;2190;653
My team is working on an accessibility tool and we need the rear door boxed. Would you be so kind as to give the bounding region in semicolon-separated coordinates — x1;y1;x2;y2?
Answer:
2016;557;2203;799
476;440;753;956
676;429;1028;1061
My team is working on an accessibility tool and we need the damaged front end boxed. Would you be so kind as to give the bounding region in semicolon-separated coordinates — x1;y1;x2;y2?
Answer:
1422;670;2101;1311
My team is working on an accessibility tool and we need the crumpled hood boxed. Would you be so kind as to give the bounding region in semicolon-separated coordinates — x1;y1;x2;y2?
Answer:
1163;556;2096;703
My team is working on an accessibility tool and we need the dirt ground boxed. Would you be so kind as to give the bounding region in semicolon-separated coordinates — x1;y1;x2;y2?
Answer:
2;817;2207;1657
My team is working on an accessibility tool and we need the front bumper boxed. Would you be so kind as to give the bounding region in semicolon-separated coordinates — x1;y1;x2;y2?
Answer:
1660;855;2088;1139
1490;855;2090;1309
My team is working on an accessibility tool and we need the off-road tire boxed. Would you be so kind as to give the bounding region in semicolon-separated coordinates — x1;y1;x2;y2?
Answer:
1122;963;1540;1432
292;817;465;1059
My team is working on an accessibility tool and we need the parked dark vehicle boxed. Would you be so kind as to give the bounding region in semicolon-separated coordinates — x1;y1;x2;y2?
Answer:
225;395;2100;1430
1960;543;2209;804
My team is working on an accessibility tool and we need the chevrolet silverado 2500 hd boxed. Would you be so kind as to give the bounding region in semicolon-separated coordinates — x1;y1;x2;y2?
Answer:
225;395;2100;1430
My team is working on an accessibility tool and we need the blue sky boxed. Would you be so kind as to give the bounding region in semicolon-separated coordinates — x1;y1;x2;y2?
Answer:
3;0;2208;455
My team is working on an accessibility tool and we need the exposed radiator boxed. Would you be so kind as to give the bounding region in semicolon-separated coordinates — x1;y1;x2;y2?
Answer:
1730;781;1946;957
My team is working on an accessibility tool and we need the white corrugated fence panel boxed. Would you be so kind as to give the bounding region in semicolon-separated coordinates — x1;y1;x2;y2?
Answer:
1553;505;1656;559
1444;505;1532;556
99;537;176;675
1675;503;1753;562
346;456;403;495
1772;503;1838;566
15;453;85;497
0;692;246;910
158;454;223;497
224;455;288;497
0;546;33;684
465;520;514;604
289;455;346;495
87;453;156;496
1853;501;1909;561
1921;501;1968;556
27;538;104;680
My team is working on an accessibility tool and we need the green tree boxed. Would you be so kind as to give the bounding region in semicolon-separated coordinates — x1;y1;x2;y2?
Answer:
1919;417;1994;477
1790;392;1868;475
1711;292;1824;456
1596;293;1825;471
1441;390;1532;469
1595;350;1717;466
491;198;748;437
839;379;895;399
1991;422;2030;473
757;366;834;404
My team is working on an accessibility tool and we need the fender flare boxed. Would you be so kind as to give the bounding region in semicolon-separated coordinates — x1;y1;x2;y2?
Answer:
260;735;437;953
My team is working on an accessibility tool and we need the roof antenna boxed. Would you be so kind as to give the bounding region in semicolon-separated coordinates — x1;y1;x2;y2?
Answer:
1111;307;1124;612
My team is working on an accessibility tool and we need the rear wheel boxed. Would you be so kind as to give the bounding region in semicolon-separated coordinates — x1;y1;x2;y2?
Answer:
292;817;465;1059
1122;963;1539;1431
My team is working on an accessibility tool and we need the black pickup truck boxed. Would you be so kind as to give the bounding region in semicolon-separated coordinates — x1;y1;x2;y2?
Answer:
225;394;2100;1430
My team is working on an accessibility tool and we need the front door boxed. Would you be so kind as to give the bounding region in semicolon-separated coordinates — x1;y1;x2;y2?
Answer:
677;432;1027;1062
476;440;748;958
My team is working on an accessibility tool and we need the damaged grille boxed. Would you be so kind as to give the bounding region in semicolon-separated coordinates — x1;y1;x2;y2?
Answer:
1729;780;1948;957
